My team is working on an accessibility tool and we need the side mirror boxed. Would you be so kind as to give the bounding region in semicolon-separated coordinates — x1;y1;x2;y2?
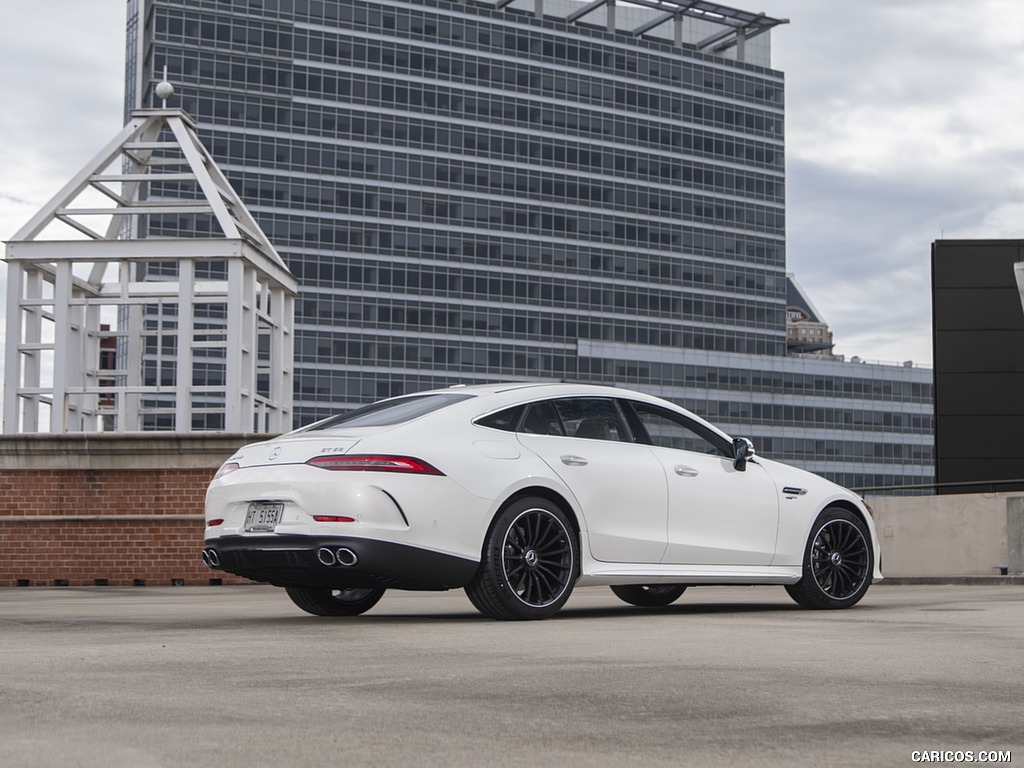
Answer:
732;437;756;471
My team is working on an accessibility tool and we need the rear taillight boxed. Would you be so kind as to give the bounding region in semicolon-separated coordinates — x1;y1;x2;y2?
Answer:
306;455;444;475
313;515;357;523
207;518;225;527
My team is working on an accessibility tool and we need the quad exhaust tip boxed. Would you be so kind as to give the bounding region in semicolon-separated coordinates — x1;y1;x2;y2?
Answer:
317;547;358;567
316;547;336;566
201;549;221;568
335;547;358;567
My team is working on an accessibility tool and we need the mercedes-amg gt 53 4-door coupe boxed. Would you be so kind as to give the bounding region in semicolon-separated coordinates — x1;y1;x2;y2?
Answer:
203;383;881;620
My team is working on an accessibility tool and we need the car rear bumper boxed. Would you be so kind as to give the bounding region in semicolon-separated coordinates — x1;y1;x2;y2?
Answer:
203;535;479;590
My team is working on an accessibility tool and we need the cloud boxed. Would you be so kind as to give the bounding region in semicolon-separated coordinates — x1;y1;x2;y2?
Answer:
0;4;126;411
3;1;1024;370
759;0;1024;363
0;3;125;241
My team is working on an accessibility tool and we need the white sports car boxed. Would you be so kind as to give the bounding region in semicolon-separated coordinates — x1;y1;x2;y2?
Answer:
203;383;881;620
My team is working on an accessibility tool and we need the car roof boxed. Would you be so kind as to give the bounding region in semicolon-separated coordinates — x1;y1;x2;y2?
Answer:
429;382;721;425
425;382;642;399
301;381;733;443
436;383;732;440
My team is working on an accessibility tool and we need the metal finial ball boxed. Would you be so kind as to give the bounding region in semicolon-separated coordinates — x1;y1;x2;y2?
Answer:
155;80;175;101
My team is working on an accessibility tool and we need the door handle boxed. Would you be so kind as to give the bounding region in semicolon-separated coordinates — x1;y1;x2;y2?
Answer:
674;465;699;477
560;454;589;467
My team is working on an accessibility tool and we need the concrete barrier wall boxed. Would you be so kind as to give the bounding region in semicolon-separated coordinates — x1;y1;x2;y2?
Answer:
1;433;1022;585
865;492;1024;577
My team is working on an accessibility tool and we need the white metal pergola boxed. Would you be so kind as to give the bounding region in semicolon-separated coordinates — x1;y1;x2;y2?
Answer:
3;107;298;434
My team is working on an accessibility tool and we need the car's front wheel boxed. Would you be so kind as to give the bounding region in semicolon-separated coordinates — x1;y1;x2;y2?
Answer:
465;496;578;620
610;584;687;607
285;586;386;616
786;507;873;609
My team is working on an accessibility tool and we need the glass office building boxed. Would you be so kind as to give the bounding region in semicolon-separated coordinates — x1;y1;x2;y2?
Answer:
126;0;933;490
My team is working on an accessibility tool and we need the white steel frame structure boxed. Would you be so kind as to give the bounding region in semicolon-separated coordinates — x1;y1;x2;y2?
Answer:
3;107;298;434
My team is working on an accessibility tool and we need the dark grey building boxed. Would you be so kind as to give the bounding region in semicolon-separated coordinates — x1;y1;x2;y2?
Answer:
932;239;1024;493
126;0;933;490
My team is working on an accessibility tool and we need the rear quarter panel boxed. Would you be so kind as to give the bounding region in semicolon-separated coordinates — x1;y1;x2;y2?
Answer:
344;415;587;557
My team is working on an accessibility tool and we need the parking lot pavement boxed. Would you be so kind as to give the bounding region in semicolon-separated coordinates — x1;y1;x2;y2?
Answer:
1;583;1021;768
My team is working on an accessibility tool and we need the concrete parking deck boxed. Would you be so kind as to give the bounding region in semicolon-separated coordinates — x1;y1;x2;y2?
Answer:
1;584;1021;767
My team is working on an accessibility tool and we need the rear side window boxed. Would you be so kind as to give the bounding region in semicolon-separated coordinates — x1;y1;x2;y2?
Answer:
521;401;564;435
475;405;525;432
552;398;631;442
476;397;637;443
305;393;473;430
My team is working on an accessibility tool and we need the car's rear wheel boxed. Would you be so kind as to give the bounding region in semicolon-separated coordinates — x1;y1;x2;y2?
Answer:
786;507;872;609
465;496;577;620
284;586;386;616
610;584;687;607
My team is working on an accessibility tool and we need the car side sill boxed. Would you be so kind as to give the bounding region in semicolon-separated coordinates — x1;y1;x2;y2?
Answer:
577;564;802;587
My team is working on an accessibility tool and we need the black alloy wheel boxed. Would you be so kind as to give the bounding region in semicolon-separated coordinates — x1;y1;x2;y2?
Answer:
465;496;577;620
786;507;872;609
284;585;386;616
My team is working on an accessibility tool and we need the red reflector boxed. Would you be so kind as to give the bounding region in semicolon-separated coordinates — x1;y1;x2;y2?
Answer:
208;518;225;527
306;455;444;475
312;515;357;523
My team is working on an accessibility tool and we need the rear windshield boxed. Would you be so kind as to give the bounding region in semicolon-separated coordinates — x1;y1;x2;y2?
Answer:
303;393;474;430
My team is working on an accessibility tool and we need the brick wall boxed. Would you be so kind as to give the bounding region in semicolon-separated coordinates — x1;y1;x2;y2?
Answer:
0;433;266;587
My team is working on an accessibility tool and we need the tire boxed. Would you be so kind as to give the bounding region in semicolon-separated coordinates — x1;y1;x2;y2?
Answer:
465;496;578;620
284;586;386;616
785;507;873;610
610;584;687;607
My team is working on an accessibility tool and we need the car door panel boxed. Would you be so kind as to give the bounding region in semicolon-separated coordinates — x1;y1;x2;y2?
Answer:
518;434;668;563
625;399;779;566
512;397;667;564
651;448;779;565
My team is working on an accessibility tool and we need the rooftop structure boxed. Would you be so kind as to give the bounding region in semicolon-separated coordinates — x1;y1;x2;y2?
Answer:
495;0;786;62
3;103;298;433
785;273;836;358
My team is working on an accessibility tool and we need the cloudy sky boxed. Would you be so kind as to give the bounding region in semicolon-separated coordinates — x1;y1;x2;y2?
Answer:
3;0;1024;367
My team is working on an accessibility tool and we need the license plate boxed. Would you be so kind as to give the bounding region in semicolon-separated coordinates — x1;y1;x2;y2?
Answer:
244;502;284;532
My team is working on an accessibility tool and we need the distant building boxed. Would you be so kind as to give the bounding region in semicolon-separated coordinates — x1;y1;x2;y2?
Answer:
932;239;1024;493
126;0;933;490
786;274;838;360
